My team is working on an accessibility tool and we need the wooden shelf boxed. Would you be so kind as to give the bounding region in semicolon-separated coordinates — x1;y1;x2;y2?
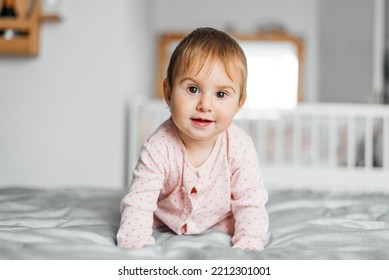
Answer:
0;36;33;54
40;13;61;23
0;0;61;56
0;18;30;30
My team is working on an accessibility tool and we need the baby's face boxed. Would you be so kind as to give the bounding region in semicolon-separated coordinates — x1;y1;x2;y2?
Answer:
165;60;242;147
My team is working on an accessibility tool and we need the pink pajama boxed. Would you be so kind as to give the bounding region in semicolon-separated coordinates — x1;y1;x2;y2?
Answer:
117;118;268;250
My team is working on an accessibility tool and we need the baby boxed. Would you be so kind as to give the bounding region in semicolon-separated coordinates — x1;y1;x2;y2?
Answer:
117;27;268;251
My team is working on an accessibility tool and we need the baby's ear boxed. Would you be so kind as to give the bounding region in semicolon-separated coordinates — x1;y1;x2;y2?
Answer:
239;94;247;108
163;79;172;106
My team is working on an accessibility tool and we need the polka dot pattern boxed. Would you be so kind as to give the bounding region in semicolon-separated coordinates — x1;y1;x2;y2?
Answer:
117;119;269;250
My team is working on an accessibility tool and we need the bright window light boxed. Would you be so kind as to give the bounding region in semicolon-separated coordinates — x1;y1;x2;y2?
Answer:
242;41;299;110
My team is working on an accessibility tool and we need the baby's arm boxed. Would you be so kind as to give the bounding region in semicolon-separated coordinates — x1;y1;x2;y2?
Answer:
230;139;269;251
117;142;166;249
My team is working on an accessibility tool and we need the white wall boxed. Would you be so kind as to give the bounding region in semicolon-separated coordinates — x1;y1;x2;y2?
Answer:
0;0;153;188
319;0;376;103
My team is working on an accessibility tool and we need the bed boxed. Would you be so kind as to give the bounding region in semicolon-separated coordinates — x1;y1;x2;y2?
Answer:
1;98;389;260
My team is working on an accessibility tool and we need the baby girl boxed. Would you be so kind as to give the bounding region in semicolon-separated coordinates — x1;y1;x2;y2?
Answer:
117;27;268;251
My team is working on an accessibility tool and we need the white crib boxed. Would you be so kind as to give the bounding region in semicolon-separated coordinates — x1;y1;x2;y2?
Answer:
128;98;389;193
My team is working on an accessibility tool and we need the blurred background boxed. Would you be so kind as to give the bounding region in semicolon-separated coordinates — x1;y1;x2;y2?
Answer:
0;0;387;188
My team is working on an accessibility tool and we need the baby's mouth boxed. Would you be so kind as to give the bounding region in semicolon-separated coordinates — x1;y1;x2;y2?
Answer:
191;118;214;127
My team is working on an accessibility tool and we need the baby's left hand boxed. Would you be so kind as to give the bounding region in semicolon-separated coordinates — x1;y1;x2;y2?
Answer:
232;235;265;251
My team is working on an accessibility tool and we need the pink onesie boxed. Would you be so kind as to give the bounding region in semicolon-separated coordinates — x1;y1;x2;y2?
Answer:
117;118;268;250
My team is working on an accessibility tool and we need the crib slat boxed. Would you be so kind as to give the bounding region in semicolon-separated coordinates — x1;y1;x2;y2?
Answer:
384;117;389;169
328;117;337;167
310;116;319;166
365;117;373;169
256;119;267;164
275;116;284;164
347;116;356;169
292;115;302;165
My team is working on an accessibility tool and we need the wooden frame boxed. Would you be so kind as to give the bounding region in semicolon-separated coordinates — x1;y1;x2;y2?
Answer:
155;29;304;103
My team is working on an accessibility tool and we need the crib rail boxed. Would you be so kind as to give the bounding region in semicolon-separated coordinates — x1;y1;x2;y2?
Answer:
235;103;389;192
128;99;389;193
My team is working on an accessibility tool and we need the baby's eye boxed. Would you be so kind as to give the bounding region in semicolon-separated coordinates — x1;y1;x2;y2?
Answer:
187;86;200;94
216;91;227;99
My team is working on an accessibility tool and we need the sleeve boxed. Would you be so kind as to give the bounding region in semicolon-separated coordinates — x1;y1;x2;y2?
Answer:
117;142;167;249
230;135;269;251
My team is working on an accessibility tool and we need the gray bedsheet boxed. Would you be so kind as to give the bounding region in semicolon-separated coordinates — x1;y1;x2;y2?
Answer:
0;186;388;259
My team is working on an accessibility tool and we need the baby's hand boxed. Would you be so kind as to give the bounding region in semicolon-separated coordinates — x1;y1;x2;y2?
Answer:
232;243;261;251
232;235;265;251
119;237;155;249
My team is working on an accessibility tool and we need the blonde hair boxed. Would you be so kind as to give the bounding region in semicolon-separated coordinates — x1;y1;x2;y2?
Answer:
165;27;247;102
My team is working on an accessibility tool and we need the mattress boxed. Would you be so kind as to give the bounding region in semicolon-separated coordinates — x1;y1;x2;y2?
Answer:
1;186;388;259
